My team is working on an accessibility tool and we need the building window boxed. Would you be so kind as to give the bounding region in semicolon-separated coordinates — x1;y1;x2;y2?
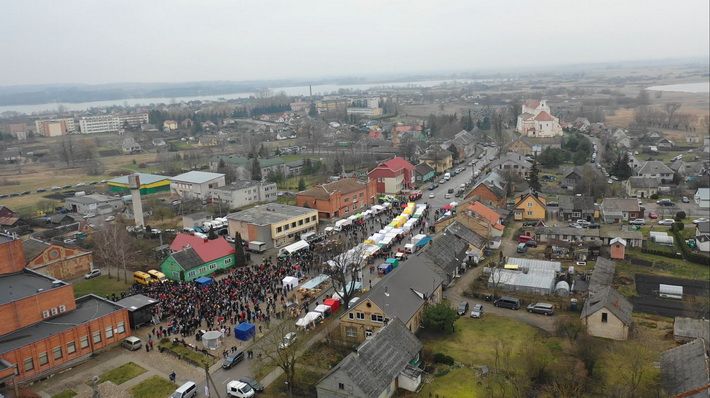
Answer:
53;346;63;360
50;307;58;316
67;341;76;354
225;258;232;264
39;352;48;366
527;202;532;207
117;322;126;334
92;330;102;344
601;312;608;323
356;312;365;320
23;357;33;372
58;305;66;313
365;330;373;337
348;313;354;319
277;226;282;233
338;382;345;390
345;327;357;338
291;222;296;228
105;326;114;339
209;263;218;270
42;310;50;319
298;219;303;225
80;336;89;348
527;211;533;216
371;314;384;323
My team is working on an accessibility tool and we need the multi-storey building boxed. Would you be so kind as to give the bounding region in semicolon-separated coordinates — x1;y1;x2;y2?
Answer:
34;118;76;137
227;204;318;249
208;180;278;209
0;234;130;385
78;113;149;134
295;178;377;219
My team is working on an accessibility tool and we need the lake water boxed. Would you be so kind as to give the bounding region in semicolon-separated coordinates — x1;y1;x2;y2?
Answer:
0;78;476;115
646;82;709;93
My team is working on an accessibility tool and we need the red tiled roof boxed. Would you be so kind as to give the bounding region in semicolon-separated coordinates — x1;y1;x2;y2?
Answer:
379;157;414;172
533;111;554;122
469;201;504;231
170;233;235;262
525;100;541;109
298;178;367;200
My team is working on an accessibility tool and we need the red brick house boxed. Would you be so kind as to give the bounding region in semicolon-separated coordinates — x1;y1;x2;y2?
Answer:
295;178;377;219
367;157;415;194
23;239;94;280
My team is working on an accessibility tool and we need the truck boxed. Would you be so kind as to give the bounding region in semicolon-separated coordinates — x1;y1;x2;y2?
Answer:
247;241;267;253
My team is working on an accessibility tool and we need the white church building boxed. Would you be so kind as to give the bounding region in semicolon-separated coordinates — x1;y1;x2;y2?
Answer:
516;100;563;137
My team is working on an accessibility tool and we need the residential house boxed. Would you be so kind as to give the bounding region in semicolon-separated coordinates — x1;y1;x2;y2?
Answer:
561;165;603;191
488;152;532;178
625;177;660;199
467;201;505;237
180;119;193;129
0;206;20;228
368;157;415;194
65;194;124;216
317;319;423;398
445;221;487;262
295;178;377;219
612;129;631;148
636;160;674;184
465;171;508;207
419;146;453;173
587;257;616;296
170;171;226;199
572;117;591;132
507;136;562;156
513;191;546;221
581;286;633;340
160;234;236;281
656;138;675;150
660;339;710;398
163;120;178;131
696;221;710;253
695;188;710;209
673;317;710;345
534;226;600;244
447;129;478;158
558;194;595;221
23;239;93;280
414;163;435;185
121;137;141;153
600;198;642;223
599;229;644;248
339;254;443;342
208;180;278;209
226;204;318;249
515;99;564;137
609;237;626;260
670;159;705;180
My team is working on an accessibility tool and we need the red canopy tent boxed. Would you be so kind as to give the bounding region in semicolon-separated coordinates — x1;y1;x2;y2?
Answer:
323;298;341;312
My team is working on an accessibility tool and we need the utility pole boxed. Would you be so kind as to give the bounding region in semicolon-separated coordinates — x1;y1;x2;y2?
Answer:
204;362;221;398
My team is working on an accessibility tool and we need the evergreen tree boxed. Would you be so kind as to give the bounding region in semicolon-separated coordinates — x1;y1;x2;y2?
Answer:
233;232;247;265
251;157;262;180
308;103;318;117
529;159;541;192
462;109;474;131
332;157;343;175
297;177;306;191
611;153;633;180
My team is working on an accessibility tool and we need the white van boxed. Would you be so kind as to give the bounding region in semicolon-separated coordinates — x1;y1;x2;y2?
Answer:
444;172;451;181
226;380;255;397
121;336;142;351
172;381;198;398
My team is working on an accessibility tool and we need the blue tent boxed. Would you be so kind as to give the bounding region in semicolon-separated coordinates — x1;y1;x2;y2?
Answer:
415;236;432;248
195;276;213;287
234;322;255;341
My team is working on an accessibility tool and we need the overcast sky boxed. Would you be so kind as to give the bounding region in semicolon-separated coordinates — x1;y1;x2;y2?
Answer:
1;0;708;86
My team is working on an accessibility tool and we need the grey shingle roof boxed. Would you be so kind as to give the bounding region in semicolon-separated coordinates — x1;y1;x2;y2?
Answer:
660;339;710;398
588;257;616;295
558;194;595;213
697;221;710;235
424;231;469;280
172;248;203;270
601;198;640;213
674;317;710;343
361;255;443;325
627;176;660;188
446;221;487;249
581;286;633;325
319;318;422;398
638;160;673;176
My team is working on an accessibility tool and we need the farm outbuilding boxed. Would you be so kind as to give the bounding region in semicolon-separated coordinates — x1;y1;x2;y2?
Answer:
488;257;562;296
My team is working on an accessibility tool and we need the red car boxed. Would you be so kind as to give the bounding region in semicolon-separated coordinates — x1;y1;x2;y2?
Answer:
648;211;658;219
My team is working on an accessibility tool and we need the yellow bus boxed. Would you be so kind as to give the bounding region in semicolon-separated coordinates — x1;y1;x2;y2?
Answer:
133;271;152;285
147;269;167;283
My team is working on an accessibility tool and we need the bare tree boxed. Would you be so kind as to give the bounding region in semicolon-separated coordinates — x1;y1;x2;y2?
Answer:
320;238;367;309
664;102;681;128
92;223;135;282
257;321;303;398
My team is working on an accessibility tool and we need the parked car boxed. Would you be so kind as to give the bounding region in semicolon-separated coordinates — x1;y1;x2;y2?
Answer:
222;351;245;369
121;336;142;351
658;218;676;226
104;216;116;222
575;220;591;228
84;269;101;279
682;196;690;203
457;301;469;316
428;193;435;199
238;377;264;392
629;219;646;225
693;218;709;224
525;240;538;248
447;188;455;194
648;211;658;219
527;302;555;316
470;304;484;319
279;332;297;349
516;243;528;253
494;297;521;310
226;380;254;398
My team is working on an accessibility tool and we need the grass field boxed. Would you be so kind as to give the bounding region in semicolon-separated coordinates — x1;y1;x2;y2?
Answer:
52;390;77;398
73;275;133;298
130;375;176;398
158;341;217;367
94;362;146;385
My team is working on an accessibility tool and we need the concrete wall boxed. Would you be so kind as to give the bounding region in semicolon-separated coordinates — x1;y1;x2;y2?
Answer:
584;308;629;340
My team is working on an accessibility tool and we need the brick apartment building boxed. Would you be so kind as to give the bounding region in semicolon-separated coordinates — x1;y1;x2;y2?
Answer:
295;178;377;219
367;157;415;194
0;234;130;386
